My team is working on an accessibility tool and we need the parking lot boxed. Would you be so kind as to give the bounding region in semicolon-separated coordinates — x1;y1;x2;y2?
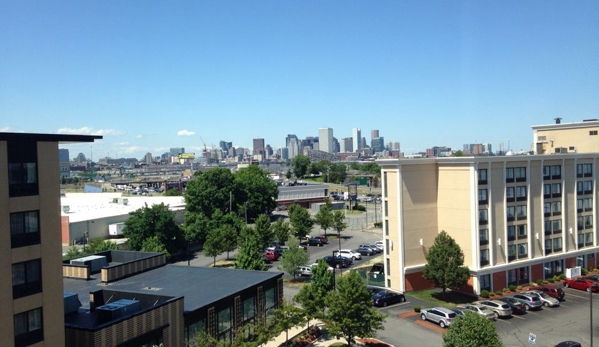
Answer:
364;285;598;347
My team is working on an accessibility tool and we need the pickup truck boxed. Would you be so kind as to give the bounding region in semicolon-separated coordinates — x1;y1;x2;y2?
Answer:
563;278;599;292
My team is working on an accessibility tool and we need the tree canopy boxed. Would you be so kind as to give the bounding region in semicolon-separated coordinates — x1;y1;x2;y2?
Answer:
443;311;503;347
324;271;386;346
314;198;334;237
184;168;240;218
422;230;471;295
235;226;268;271
122;203;184;256
288;204;314;239
253;214;275;250
235;165;279;221
271;218;291;245
291;154;310;178
278;238;310;278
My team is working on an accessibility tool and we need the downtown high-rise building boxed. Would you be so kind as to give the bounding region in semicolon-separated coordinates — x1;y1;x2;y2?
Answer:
352;128;361;151
319;128;334;153
340;137;353;153
286;134;300;159
371;130;379;140
253;138;265;156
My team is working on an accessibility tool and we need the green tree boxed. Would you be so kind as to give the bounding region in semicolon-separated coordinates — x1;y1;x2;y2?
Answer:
443;311;503;347
63;245;81;259
272;218;291;245
235;165;279;221
309;260;334;318
422;230;471;297
254;214;275;250
294;284;320;328
204;227;225;266
285;169;292;179
220;223;239;260
273;302;306;347
86;238;121;253
122;203;184;255
324;271;386;346
328;162;348;184
184;168;241;219
314;198;334;237
141;235;171;259
278;238;310;279
291;154;310;178
331;210;348;249
288;204;314;240
453;150;464;157
235;226;268;271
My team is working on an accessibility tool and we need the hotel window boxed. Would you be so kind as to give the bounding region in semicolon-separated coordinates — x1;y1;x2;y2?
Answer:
10;211;40;248
479;274;491;292
544;220;552;236
506;168;514;183
578;216;585;231
480;249;489;266
578;199;584;212
517;224;527;239
479;209;488;225
552;201;561;216
553;237;562;252
384;201;388;217
385;221;389;236
14;308;43;347
507;225;516;241
586;232;594;246
386;258;391;276
516;186;527;201
551;165;561;179
585;215;593;228
8;139;39;197
543;166;550;180
12;259;42;299
516;205;527;219
478;189;488;204
515;167;527;182
584;163;593;177
383;172;388;196
585;198;593;211
479;229;489;245
544;260;564;278
578;233;585;248
591;130;598;136
506;187;515;202
552;183;562;197
543;184;551;198
584;181;593;194
508;245;516;261
544;202;551;217
479;169;488;184
518;243;528;258
552;219;562;234
545;239;552;255
507;267;529;286
506;206;515;221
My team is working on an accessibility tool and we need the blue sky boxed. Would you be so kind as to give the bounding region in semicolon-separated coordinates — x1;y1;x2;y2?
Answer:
1;1;598;159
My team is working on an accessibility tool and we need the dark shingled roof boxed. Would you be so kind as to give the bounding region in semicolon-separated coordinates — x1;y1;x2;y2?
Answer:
64;264;283;312
0;132;102;143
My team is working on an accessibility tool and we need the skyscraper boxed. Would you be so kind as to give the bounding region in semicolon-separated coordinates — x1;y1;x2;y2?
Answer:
286;134;299;159
371;130;379;140
253;138;265;156
352;128;361;151
319;128;333;153
340;137;353;153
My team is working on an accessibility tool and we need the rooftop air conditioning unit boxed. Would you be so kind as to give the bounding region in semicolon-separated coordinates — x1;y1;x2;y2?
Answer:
64;292;81;315
62;205;70;213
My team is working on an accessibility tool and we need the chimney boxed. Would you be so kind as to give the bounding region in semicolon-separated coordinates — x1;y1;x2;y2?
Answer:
554;117;562;124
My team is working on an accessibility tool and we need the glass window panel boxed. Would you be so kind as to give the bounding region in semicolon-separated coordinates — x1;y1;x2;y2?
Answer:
506;187;515;199
12;263;25;286
553;238;562;249
518;243;528;255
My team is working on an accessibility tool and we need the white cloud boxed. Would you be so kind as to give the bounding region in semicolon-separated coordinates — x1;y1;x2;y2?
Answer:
136;134;144;139
0;127;14;132
177;129;195;136
57;127;125;136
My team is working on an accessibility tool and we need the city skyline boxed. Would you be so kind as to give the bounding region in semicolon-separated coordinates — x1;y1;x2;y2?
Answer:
1;2;598;159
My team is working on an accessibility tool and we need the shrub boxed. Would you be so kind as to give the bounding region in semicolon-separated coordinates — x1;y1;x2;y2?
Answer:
559;274;566;280
354;205;366;212
582;267;588;276
553;275;560;282
535;279;543;285
502;287;509;293
542;280;549;284
413;306;421;312
489;292;495;297
508;284;517;291
494;290;502;296
517;285;523;290
480;290;490;298
373;222;383;228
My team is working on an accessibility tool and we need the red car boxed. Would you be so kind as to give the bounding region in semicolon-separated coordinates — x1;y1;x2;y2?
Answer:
563;278;599;292
264;250;279;261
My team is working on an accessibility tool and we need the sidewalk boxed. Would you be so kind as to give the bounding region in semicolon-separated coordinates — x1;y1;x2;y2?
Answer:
265;320;368;347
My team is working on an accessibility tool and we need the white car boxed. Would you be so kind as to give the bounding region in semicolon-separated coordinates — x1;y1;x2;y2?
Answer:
375;241;384;251
334;249;362;260
310;263;334;272
298;266;312;276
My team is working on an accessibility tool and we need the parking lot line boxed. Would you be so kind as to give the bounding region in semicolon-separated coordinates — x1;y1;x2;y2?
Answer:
526;310;540;315
564;291;591;300
510;315;525;320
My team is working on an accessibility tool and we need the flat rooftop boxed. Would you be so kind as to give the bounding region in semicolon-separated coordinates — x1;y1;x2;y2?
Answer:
64;264;283;313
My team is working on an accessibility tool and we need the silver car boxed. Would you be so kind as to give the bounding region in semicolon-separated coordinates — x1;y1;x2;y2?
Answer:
510;293;543;310
420;307;457;328
523;290;560;307
474;299;512;318
459;304;497;321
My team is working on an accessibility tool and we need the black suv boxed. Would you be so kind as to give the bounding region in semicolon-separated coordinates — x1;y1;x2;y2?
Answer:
308;237;325;246
322;255;349;268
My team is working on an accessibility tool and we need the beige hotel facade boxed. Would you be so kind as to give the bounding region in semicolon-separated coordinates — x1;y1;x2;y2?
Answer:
379;120;599;295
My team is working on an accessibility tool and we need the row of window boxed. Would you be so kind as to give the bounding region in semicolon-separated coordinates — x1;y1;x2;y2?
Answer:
480;243;528;266
14;308;43;347
577;215;594;231
478;163;593;185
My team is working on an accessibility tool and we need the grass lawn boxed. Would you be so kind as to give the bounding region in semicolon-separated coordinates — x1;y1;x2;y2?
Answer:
407;289;477;308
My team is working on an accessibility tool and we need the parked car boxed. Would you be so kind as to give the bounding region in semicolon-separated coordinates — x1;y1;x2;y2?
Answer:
264;250;279;261
510;293;543;310
554;342;582;347
334;249;362;260
369;244;383;253
458;304;497;320
375;241;384;251
322;255;349;268
298;266;312;276
563;278;599;292
314;236;328;244
309;263;334;272
359;244;380;254
265;246;284;258
356;247;374;256
473;300;512;318
366;285;386;295
308;238;325;246
372;290;406;307
523;290;560;307
537;285;565;300
420;307;457;328
451;307;468;318
497;296;527;314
